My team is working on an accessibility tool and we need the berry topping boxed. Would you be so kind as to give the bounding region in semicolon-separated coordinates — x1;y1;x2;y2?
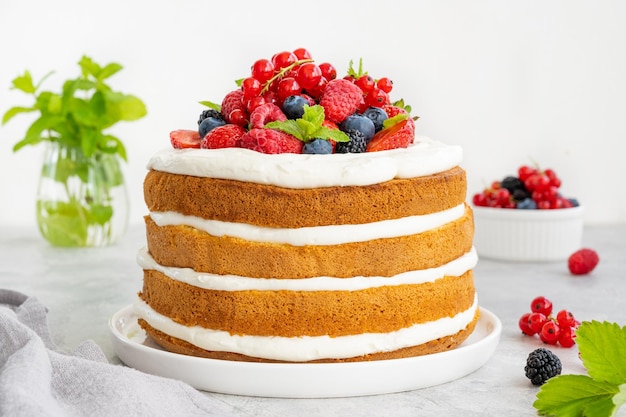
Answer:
183;49;418;154
319;78;363;124
239;128;303;154
568;248;600;275
249;103;287;129
361;106;388;132
336;129;367;154
201;124;246;150
340;114;375;142
303;138;333;155
366;118;414;152
525;348;562;386
170;130;201;149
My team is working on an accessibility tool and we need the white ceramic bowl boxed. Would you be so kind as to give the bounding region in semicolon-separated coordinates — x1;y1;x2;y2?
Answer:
472;205;584;262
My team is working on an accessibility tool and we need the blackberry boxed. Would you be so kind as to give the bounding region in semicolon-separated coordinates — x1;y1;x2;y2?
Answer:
501;176;526;193
197;109;223;126
512;188;531;201
336;129;367;153
524;348;561;385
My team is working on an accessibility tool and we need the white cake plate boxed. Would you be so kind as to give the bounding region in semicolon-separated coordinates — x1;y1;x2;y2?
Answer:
109;305;501;398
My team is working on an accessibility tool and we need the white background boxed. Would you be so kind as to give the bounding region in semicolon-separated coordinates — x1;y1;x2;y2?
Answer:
1;0;625;230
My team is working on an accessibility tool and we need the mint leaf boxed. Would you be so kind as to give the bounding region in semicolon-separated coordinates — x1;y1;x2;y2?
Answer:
199;101;221;112
2;106;35;125
11;71;36;93
577;321;626;385
265;105;349;143
98;63;123;81
534;375;620;417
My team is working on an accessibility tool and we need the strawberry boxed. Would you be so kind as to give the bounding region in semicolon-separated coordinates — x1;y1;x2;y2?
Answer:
366;119;415;152
383;104;408;118
201;124;247;149
568;248;600;275
249;103;287;129
319;78;362;124
239;128;303;154
170;130;201;149
221;90;248;126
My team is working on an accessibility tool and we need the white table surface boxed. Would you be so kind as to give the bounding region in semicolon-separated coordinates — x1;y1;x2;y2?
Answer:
1;223;625;416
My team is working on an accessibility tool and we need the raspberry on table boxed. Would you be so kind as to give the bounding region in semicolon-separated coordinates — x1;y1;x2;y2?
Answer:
524;348;562;385
568;248;599;275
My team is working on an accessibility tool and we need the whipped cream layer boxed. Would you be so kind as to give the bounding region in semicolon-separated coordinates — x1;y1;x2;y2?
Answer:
134;295;478;362
138;247;477;291
149;204;466;246
147;137;462;189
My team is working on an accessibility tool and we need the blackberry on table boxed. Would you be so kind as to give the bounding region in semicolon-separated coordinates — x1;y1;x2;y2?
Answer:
336;129;367;154
524;348;562;385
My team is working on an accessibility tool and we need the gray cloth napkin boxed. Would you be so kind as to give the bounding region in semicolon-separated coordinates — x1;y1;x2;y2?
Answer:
0;289;236;417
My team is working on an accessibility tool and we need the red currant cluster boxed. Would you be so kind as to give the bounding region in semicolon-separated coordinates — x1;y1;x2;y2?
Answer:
242;48;393;117
518;296;579;347
472;165;578;210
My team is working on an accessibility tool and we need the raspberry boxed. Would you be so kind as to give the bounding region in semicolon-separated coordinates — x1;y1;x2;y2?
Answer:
169;130;201;149
319;78;362;124
249;103;287;129
568;248;599;275
221;90;248;126
525;348;562;386
239;128;303;154
200;124;246;149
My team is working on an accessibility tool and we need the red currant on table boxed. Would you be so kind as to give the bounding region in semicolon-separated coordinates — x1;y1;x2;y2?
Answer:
539;321;561;345
528;312;548;334
519;313;536;335
556;309;575;327
531;296;553;316
558;326;576;347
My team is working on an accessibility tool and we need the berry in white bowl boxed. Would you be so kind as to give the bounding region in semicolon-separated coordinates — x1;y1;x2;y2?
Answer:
472;165;583;262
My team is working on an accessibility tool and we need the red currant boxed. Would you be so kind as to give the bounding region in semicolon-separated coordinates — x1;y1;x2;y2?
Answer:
305;76;327;100
472;193;488;207
528;312;547;334
365;88;389;107
540;321;561;344
275;77;302;102
530;296;553;316
556;309;575;327
356;75;375;93
518;165;537;182
242;77;262;100
318;63;337;81
292;47;312;60
297;63;322;90
251;59;275;83
272;51;297;70
245;95;266;113
376;77;393;93
558;326;576;347
519;313;536;336
228;108;248;127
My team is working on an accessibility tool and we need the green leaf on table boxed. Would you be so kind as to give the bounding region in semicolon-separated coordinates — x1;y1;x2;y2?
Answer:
534;375;619;417
577;321;626;385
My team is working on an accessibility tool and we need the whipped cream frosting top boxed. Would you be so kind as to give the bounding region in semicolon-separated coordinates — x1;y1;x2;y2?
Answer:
147;136;462;189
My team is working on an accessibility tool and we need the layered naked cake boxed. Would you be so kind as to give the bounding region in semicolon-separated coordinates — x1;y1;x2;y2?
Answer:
134;48;479;363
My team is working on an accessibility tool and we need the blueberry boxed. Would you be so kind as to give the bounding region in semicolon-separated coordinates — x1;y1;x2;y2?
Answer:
517;198;537;209
199;116;226;138
361;107;388;132
340;115;375;142
303;139;333;155
282;95;308;119
568;198;580;207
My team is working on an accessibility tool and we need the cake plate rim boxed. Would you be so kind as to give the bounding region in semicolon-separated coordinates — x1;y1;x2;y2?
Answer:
109;305;501;398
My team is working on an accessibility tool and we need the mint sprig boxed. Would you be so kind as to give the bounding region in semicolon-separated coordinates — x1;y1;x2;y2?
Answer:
3;55;146;160
265;105;349;143
534;321;626;417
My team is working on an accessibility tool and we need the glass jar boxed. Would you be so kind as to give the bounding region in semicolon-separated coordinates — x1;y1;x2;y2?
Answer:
36;141;129;247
